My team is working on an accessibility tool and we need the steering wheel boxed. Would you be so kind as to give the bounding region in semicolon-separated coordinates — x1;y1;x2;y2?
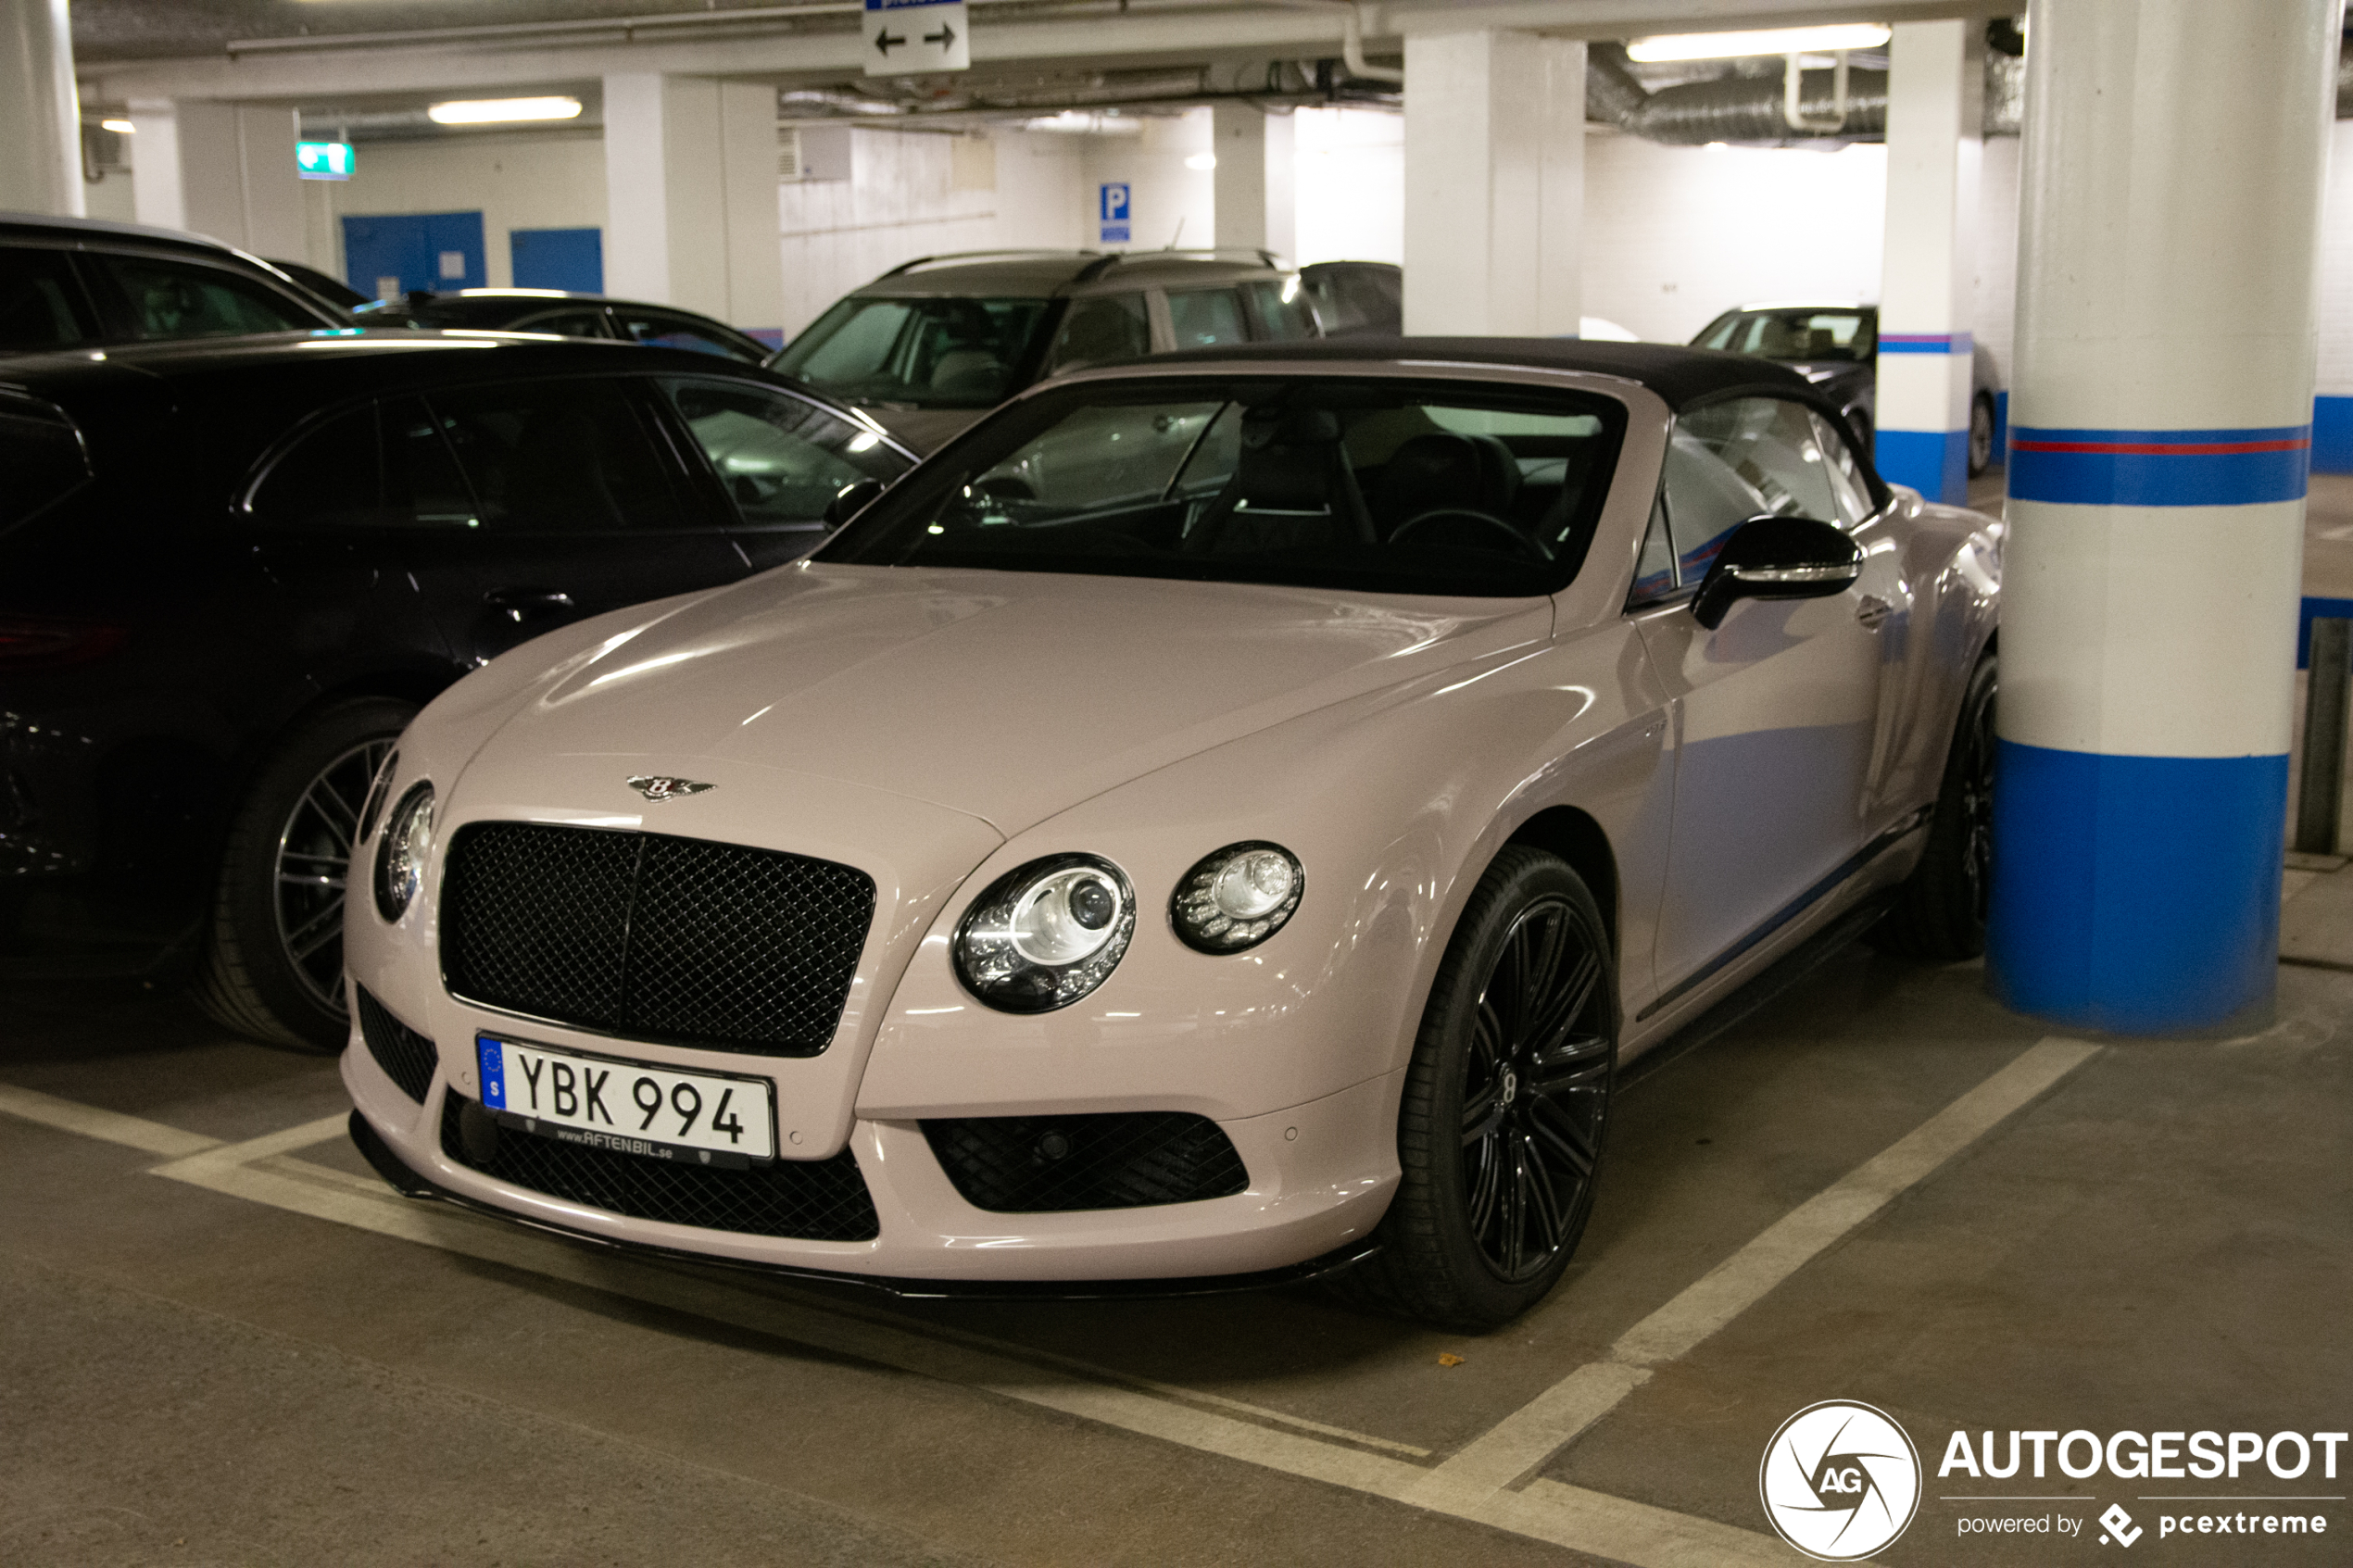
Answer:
1390;508;1551;562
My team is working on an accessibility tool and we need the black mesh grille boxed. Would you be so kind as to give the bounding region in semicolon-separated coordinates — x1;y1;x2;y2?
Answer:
441;1091;879;1241
922;1113;1250;1212
440;822;875;1056
356;985;438;1103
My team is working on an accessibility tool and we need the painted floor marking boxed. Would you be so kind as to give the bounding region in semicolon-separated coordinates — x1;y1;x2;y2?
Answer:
1412;1035;2101;1510
0;1036;2098;1567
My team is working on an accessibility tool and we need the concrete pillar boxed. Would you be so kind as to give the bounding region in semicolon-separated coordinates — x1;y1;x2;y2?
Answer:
604;74;786;332
1874;20;1982;504
1211;102;1267;253
1987;0;2340;1034
126;99;306;257
0;0;83;218
1264;110;1296;264
1400;31;1582;335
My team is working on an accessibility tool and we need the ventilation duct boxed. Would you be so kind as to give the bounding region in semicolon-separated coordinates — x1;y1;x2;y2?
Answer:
1587;43;1884;145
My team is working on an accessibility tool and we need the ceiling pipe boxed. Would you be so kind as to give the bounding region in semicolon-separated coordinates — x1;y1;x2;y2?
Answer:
1263;0;1400;84
1587;41;1883;145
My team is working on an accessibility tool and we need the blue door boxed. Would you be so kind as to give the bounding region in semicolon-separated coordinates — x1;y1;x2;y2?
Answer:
510;228;603;294
341;212;486;299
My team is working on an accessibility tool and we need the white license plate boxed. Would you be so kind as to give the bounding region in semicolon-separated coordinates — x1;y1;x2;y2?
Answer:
475;1034;776;1167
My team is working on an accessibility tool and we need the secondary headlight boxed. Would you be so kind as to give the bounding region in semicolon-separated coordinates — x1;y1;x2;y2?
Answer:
1171;842;1303;953
373;782;434;922
955;854;1136;1012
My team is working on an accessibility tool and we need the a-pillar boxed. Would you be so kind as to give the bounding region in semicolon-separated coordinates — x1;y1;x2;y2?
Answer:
1987;0;2339;1034
0;0;83;217
1873;20;1982;504
603;74;786;333
125;98;306;257
1400;31;1582;334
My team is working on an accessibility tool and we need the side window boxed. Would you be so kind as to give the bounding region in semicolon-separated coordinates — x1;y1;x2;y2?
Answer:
1047;294;1151;372
0;394;93;533
93;255;321;339
1629;490;1677;604
1661;429;1768;582
382;397;481;527
0;249;97;351
1674;397;1842;524
662;380;906;528
616;310;757;361
514;309;612;340
1241;280;1317;342
1164;288;1248;350
426;379;694;533
1809;409;1877;526
248;406;384;529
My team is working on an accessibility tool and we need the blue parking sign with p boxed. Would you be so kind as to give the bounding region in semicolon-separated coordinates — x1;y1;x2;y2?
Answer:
1099;182;1131;245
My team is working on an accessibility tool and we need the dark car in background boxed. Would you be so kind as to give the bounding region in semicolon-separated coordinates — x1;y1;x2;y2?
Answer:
770;249;1320;453
1691;302;2006;475
268;258;373;313
1;212;348;354
1299;259;1403;337
0;333;912;1049
353;289;772;363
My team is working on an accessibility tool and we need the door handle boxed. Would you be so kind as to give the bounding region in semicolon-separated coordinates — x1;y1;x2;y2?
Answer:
1856;594;1894;630
484;587;575;623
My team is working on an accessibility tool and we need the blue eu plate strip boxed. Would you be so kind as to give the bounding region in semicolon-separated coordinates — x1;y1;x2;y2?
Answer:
476;1035;507;1110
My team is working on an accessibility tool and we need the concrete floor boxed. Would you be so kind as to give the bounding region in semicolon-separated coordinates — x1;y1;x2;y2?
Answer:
3;466;2348;1566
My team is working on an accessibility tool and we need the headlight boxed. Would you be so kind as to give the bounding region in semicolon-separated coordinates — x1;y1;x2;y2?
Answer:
1171;842;1303;953
955;854;1136;1012
373;783;434;922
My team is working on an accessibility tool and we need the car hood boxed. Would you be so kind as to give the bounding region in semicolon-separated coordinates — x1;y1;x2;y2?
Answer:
466;563;1553;836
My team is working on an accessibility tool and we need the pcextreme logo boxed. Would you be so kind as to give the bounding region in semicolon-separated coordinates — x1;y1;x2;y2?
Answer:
1759;1401;1923;1561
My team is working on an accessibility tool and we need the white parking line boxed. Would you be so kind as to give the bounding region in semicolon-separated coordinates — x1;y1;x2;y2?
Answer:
1413;1036;2101;1510
0;1035;2100;1567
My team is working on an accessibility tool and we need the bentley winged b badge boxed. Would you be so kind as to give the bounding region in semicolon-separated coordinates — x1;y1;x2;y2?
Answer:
626;775;714;803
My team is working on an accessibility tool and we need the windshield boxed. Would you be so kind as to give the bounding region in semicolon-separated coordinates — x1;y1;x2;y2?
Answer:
772;295;1055;409
819;377;1626;597
1695;308;1876;363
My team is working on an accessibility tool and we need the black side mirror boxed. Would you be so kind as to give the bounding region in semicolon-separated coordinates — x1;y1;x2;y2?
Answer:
1691;514;1863;630
824;478;887;530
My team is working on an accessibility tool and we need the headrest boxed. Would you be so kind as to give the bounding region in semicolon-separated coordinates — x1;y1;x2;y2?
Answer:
1234;407;1342;511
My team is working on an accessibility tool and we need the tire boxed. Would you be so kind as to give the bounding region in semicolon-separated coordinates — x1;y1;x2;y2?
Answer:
1342;847;1617;1332
195;697;414;1051
1968;394;1996;477
1873;654;1996;960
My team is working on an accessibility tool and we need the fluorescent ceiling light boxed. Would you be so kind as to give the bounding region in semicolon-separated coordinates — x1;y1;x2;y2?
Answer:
100;118;135;134
1022;110;1143;136
426;95;582;126
1185;152;1216;170
1626;24;1892;63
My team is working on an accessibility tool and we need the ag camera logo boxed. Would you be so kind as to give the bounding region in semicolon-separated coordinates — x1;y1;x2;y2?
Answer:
1760;1401;1922;1561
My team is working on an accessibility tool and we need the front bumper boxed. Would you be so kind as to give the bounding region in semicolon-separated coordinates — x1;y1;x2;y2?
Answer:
344;1022;1403;1285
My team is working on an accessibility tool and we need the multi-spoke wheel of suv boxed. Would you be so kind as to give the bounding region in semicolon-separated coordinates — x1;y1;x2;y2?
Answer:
196;697;413;1051
1346;846;1617;1331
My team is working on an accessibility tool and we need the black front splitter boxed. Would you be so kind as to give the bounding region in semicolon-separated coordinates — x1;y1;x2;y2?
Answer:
347;1110;1381;1302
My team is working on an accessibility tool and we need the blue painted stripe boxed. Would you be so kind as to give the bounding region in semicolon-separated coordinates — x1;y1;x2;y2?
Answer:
2315;395;2353;473
2008;424;2310;506
1986;741;2284;1033
1992;391;2007;467
2298;596;2353;669
1875;427;1969;505
1880;332;1972;355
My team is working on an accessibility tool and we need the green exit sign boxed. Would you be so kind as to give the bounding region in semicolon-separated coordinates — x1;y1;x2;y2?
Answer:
296;142;354;182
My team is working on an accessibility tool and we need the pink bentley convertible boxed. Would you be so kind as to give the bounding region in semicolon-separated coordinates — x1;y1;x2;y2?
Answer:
344;339;1998;1330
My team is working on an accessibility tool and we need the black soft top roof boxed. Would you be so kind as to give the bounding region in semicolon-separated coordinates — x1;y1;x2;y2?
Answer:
1145;336;1816;412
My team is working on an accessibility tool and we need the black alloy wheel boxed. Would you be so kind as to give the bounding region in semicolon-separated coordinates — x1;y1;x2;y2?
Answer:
1340;847;1617;1331
1874;653;1997;960
196;697;415;1051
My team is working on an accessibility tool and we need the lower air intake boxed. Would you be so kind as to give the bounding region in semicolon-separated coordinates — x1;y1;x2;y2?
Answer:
441;1092;879;1242
921;1112;1250;1212
356;985;438;1103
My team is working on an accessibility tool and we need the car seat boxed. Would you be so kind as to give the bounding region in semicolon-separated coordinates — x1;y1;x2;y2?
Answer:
1188;408;1374;555
1370;432;1523;539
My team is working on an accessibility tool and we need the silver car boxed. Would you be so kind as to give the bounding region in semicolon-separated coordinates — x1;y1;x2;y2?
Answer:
768;250;1321;453
346;338;1997;1330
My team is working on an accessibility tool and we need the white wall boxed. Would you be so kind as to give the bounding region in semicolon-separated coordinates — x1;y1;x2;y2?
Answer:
1293;107;1403;266
1076;110;1214;254
2317;120;2353;398
316;131;607;290
777;126;1083;339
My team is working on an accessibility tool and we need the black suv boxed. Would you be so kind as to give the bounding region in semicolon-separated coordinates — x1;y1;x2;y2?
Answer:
0;333;912;1048
1;212;347;352
354;290;771;364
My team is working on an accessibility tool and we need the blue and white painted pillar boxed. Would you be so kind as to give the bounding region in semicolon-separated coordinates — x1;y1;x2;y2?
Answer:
1988;0;2340;1034
1873;19;1981;505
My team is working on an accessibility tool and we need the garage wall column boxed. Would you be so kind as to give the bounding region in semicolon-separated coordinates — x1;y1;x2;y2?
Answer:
0;0;82;217
603;73;786;332
1211;102;1266;253
1264;110;1296;263
1874;20;1982;504
1400;31;1583;335
1987;0;2341;1034
126;99;307;259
